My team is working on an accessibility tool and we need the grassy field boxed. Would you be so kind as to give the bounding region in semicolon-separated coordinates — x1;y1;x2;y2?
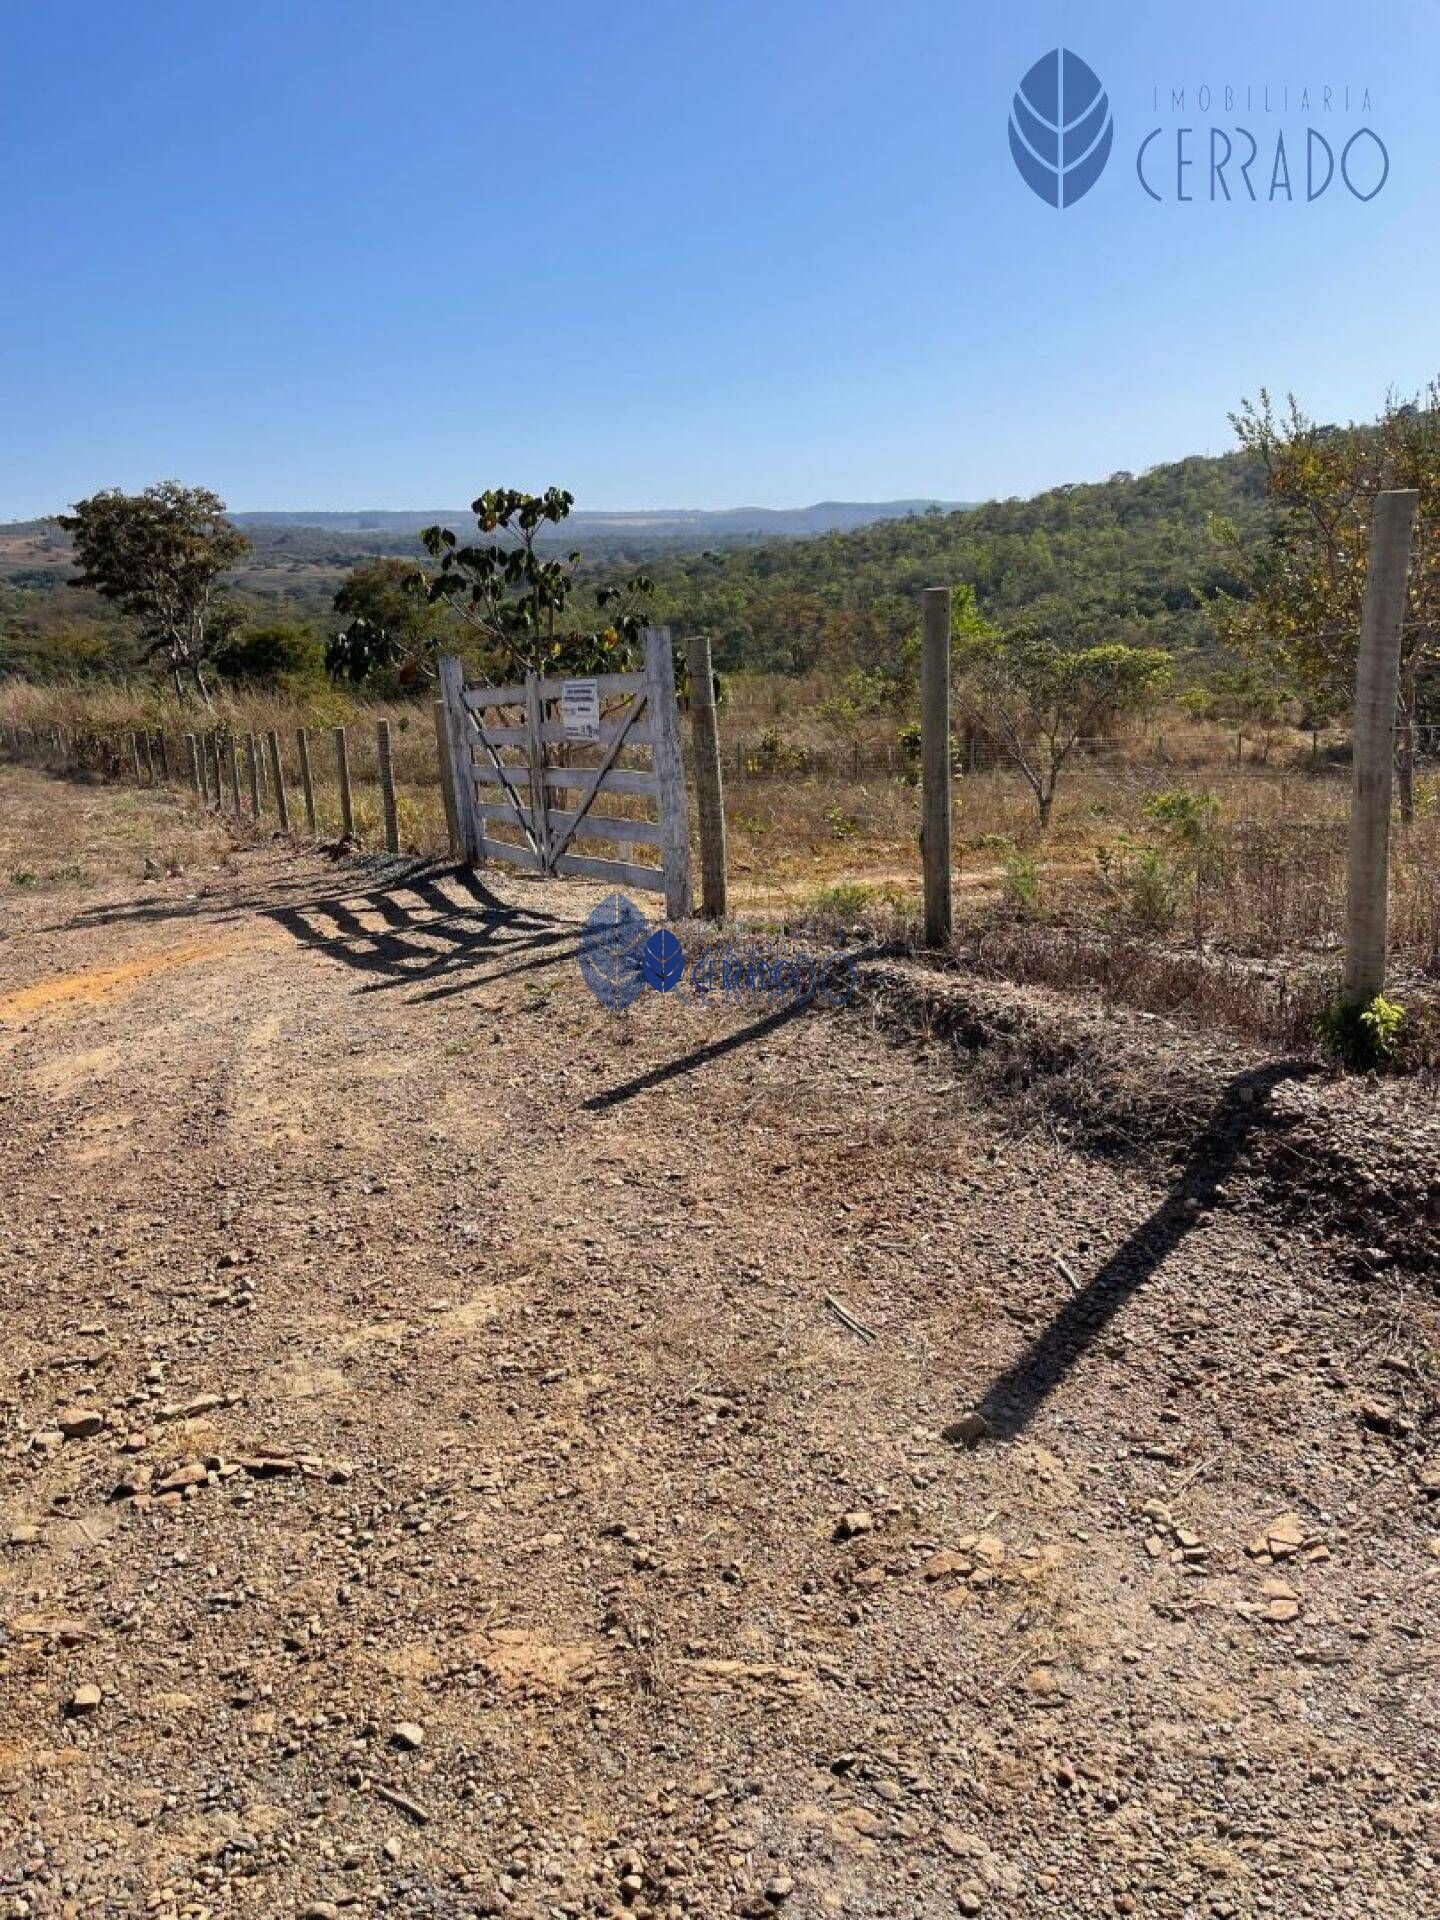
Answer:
4;672;1438;1059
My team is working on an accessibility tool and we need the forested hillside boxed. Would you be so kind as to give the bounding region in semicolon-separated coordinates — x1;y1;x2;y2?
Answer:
645;451;1268;673
0;449;1268;682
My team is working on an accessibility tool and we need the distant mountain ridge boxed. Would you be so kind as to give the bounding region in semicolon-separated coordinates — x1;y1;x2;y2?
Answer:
229;500;966;540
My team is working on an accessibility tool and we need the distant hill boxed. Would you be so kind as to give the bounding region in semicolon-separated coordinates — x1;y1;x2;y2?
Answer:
230;500;967;542
0;456;1270;680
0;500;971;617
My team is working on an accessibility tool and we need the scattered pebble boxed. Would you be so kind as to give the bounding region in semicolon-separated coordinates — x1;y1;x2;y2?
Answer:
57;1406;103;1440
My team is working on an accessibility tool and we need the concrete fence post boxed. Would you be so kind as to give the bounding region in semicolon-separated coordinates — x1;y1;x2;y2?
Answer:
1345;488;1419;1003
921;586;953;948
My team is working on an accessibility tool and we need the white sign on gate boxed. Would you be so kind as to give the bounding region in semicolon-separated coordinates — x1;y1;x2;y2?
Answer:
560;678;601;741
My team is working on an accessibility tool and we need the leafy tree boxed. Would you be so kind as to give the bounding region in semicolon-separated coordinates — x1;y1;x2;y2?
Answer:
420;488;654;680
57;482;249;705
642;450;1267;677
1223;383;1440;819
327;557;448;687
216;619;326;687
1179;662;1294;760
956;622;1171;826
822;584;992;735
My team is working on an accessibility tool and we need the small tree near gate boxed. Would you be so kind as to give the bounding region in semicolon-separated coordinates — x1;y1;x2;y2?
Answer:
956;630;1171;827
421;488;655;682
327;556;450;687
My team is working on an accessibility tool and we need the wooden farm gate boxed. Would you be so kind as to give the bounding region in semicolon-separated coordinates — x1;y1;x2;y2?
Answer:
438;624;692;919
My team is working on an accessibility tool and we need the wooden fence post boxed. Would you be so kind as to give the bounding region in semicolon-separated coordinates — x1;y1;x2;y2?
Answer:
334;726;354;839
376;718;400;853
245;733;262;818
225;734;241;814
1345;488;1419;1003
644;625;692;921
686;631;727;920
438;654;482;865
297;728;317;835
267;730;290;832
432;699;461;859
156;732;171;782
185;732;201;802
129;731;143;783
921;585;953;948
524;673;550;870
140;731;156;783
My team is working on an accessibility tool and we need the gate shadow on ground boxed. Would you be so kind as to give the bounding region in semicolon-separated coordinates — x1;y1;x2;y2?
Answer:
969;1061;1313;1439
259;861;582;1001
49;852;470;937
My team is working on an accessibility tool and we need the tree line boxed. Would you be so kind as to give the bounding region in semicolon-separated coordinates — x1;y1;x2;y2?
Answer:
14;379;1440;824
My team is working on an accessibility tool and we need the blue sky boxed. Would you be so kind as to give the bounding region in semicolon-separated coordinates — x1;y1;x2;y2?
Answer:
1;0;1436;517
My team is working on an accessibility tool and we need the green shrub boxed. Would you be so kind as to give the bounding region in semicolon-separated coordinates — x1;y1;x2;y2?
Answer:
820;665;910;727
811;880;875;916
895;720;964;786
214;620;327;688
1096;839;1181;930
747;727;810;775
1317;993;1405;1070
1000;850;1042;916
1142;787;1219;846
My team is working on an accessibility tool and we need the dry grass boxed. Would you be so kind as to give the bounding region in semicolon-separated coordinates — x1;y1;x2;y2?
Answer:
5;673;1439;1055
0;678;456;858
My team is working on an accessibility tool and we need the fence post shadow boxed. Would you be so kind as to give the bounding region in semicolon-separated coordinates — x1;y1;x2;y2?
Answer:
968;1061;1312;1440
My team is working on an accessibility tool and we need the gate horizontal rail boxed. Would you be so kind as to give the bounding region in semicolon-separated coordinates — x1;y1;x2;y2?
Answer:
438;627;691;919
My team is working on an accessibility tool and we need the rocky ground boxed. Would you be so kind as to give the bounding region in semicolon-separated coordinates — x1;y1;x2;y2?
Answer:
0;763;1436;1920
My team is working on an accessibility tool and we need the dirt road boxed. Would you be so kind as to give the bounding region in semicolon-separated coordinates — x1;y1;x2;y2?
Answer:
1;765;1435;1919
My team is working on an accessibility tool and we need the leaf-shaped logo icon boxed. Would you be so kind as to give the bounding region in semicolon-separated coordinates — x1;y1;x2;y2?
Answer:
578;891;651;1009
642;927;686;993
1009;48;1113;209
